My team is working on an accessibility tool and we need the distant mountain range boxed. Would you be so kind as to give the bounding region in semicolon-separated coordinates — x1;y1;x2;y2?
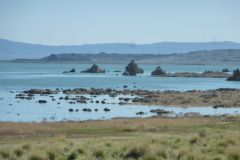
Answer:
14;49;240;65
1;39;240;60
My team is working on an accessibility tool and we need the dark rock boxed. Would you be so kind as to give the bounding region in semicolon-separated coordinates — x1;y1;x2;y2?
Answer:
123;85;128;88
69;108;74;112
82;108;92;112
94;109;98;112
151;66;166;76
119;102;126;105
76;100;87;103
213;104;230;108
82;64;105;73
38;100;47;104
136;111;145;115
227;69;240;81
103;108;110;112
70;68;76;72
222;68;230;72
101;100;106;104
123;60;143;76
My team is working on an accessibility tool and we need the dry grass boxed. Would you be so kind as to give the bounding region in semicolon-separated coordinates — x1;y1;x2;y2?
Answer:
0;116;240;160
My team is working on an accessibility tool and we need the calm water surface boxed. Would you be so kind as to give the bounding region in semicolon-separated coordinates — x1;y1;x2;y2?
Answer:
0;62;240;122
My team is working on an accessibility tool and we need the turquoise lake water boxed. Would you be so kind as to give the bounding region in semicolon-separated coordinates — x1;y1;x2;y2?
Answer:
0;62;240;122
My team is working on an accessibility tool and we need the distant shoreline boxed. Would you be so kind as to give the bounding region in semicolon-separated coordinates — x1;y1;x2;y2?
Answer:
1;48;239;65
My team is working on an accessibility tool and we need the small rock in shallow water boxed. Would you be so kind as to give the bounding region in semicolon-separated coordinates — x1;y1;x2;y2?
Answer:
82;108;92;112
136;111;145;115
68;108;74;112
38;100;47;104
103;108;110;112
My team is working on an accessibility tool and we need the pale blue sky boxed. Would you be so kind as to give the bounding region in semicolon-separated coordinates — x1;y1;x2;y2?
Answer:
0;0;239;45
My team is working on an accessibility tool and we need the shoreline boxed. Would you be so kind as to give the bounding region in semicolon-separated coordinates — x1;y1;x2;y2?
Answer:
17;88;240;108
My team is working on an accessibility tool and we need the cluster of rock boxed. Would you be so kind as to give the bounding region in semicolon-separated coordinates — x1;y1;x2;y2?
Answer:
151;66;166;76
172;71;229;78
123;60;144;76
227;69;240;81
23;89;58;94
82;64;105;73
15;87;240;114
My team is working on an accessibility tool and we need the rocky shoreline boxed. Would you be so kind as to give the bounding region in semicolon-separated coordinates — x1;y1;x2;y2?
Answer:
16;88;240;108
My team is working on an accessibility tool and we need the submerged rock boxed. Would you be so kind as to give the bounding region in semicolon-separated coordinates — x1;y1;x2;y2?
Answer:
38;100;47;104
82;64;105;73
151;66;166;76
227;69;240;81
123;60;143;76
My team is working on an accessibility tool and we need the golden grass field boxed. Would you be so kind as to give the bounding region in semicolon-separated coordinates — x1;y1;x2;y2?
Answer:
0;116;240;160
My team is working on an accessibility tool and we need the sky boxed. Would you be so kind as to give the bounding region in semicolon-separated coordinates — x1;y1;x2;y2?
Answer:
0;0;240;45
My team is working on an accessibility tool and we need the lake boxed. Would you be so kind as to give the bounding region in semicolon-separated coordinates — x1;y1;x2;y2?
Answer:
0;62;240;122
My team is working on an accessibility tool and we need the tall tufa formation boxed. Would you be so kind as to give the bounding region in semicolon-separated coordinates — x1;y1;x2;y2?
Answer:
227;69;240;81
151;66;166;76
123;60;144;76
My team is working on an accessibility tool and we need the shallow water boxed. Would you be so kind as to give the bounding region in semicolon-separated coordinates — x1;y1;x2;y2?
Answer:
0;62;240;122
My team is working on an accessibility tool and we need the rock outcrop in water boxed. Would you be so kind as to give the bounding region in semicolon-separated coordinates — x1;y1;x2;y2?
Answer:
82;64;105;73
123;60;143;76
70;68;76;72
227;69;240;81
151;66;166;76
63;68;76;73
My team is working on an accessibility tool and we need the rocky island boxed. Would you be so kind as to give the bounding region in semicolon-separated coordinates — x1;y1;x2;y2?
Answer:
151;66;166;76
150;67;230;78
123;60;144;76
81;64;105;73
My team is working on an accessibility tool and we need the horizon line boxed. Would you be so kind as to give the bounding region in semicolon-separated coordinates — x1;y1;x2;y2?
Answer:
0;38;239;46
